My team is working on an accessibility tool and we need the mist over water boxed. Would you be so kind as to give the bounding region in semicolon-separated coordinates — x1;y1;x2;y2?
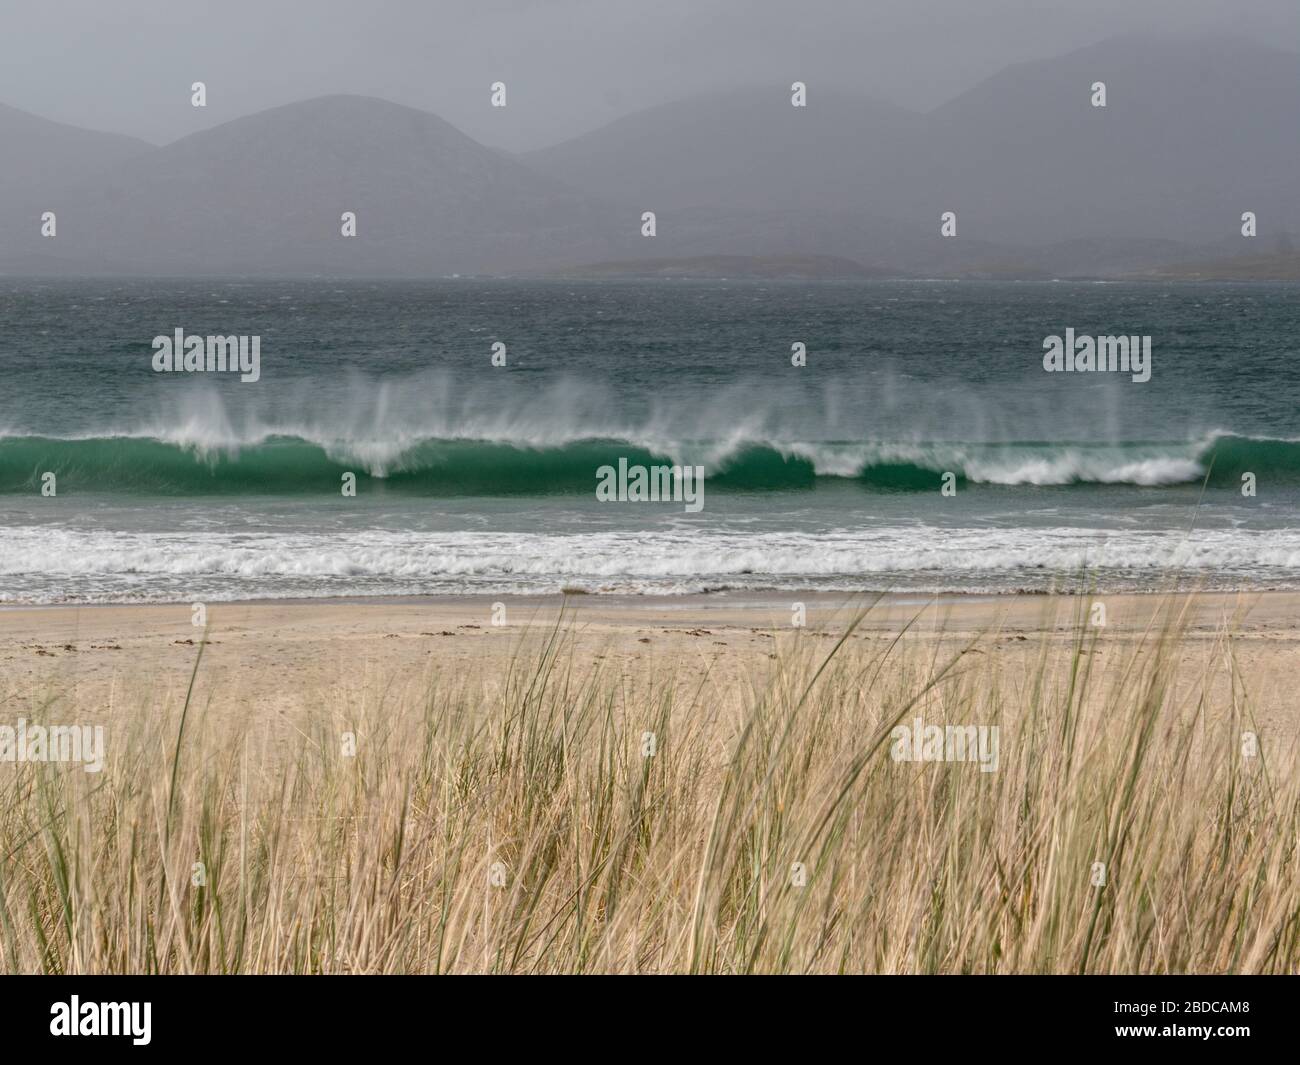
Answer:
1;278;1297;601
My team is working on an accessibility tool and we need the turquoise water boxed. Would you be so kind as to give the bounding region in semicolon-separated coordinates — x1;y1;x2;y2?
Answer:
1;278;1297;602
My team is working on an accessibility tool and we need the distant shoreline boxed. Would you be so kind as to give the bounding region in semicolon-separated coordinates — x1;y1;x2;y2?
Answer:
545;254;1300;283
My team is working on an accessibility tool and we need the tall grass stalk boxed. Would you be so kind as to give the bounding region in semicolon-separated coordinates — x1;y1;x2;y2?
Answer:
1;596;1295;973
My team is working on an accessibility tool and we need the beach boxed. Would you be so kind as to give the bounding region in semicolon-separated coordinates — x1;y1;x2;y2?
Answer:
3;279;1298;974
3;586;1298;973
5;589;1297;729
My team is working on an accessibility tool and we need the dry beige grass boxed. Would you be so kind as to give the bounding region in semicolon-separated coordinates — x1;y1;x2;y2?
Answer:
1;595;1296;973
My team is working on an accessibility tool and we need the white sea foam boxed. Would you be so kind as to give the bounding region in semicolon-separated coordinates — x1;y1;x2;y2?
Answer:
3;525;1298;604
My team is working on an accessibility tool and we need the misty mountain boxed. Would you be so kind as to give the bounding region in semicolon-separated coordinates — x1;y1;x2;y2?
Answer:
919;33;1300;245
1;95;626;276
527;34;1300;262
2;34;1298;278
0;101;152;210
524;86;922;215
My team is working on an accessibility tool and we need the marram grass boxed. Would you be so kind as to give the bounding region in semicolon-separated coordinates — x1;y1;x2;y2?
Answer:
1;597;1296;974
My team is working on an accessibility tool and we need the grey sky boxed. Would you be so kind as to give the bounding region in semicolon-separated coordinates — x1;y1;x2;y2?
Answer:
1;0;1297;151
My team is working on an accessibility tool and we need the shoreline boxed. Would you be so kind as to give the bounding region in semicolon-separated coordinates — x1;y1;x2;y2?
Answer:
4;588;1296;636
3;582;1297;612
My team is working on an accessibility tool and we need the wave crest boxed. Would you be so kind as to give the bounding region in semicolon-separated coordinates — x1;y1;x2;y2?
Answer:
0;430;1294;494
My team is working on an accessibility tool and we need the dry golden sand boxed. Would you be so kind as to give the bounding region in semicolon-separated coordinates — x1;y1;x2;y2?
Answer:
1;590;1296;731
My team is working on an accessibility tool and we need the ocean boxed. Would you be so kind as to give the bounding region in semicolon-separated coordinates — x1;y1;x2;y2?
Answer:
1;277;1297;603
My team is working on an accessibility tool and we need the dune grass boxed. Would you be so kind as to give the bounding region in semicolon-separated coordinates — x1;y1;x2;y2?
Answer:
1;595;1296;973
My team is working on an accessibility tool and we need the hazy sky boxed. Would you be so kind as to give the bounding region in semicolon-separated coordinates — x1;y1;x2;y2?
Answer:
1;0;1297;151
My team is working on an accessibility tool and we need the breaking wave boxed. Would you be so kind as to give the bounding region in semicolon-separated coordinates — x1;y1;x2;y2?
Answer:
0;429;1295;494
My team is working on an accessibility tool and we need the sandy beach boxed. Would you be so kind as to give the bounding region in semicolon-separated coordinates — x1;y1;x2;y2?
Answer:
2;588;1297;974
4;589;1297;728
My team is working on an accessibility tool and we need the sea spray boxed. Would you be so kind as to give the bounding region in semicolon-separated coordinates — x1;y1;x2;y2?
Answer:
1;432;1296;494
